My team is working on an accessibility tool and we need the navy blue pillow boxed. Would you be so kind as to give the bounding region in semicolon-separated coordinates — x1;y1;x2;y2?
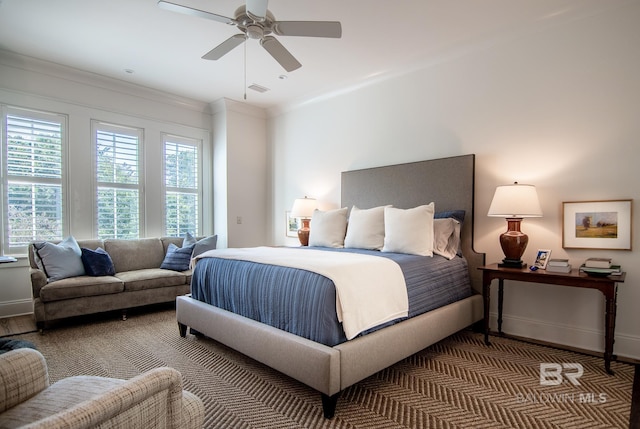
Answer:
160;243;195;271
81;247;116;276
435;210;465;224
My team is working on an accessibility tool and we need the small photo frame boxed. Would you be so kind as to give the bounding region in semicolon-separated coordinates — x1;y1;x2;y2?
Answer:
534;249;552;269
286;211;299;238
562;200;632;250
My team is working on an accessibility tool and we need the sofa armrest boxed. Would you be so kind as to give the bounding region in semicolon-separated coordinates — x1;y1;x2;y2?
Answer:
0;348;49;413
25;367;203;429
29;268;48;299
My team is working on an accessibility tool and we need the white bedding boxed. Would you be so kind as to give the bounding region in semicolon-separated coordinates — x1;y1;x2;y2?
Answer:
194;247;408;339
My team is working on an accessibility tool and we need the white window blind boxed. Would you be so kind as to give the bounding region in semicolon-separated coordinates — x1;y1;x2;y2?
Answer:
2;108;65;253
94;121;142;239
164;135;200;236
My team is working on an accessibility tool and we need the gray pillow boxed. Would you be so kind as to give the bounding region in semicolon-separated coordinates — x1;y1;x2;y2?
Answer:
183;233;217;257
34;236;85;282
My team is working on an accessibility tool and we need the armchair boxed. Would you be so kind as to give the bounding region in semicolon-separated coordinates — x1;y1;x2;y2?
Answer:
0;348;204;429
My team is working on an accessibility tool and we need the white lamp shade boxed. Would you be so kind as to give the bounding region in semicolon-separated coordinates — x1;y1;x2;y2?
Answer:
487;183;542;218
290;197;317;218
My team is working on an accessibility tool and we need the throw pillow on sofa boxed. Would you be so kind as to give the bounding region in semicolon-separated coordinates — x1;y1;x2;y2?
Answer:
33;236;85;282
183;233;218;257
161;243;195;271
81;247;116;276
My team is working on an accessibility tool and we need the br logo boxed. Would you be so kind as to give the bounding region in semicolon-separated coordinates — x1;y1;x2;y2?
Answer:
539;363;583;386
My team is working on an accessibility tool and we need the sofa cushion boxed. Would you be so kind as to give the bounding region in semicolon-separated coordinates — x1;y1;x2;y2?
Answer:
75;239;106;251
117;269;188;292
39;276;124;302
161;236;185;253
104;238;165;272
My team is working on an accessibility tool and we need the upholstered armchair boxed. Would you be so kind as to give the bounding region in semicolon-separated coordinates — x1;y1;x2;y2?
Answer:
0;348;204;429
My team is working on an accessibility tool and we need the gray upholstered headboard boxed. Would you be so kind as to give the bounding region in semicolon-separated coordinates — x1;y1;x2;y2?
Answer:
341;154;485;292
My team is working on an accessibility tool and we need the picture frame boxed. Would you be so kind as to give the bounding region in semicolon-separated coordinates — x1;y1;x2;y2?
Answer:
534;249;552;269
285;211;299;238
562;200;632;250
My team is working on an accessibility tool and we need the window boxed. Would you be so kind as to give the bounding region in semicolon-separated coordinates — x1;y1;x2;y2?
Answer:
164;135;200;236
1;107;66;254
93;121;142;239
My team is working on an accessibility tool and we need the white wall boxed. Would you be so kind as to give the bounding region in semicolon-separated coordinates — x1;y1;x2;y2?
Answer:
268;3;640;359
211;98;268;249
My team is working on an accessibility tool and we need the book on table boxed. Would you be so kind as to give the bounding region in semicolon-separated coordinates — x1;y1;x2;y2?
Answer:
546;264;572;273
584;257;612;268
547;258;569;267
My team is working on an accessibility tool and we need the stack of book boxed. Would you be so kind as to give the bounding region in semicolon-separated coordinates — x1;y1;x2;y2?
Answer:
579;257;623;276
546;258;571;273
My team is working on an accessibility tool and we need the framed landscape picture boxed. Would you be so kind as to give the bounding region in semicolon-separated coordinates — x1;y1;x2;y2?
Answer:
562;200;632;250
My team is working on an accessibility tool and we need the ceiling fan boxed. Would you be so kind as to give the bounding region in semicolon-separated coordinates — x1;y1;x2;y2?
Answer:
157;0;342;72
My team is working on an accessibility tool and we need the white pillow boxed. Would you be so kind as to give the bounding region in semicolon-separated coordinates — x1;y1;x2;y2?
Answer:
33;236;85;281
308;207;348;248
344;205;390;250
433;218;461;260
382;203;435;256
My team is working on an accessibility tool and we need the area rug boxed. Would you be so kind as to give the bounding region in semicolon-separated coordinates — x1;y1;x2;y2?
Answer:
21;308;633;428
0;314;37;337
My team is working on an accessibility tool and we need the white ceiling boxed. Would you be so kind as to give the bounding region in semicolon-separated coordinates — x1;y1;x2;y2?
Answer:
0;0;629;110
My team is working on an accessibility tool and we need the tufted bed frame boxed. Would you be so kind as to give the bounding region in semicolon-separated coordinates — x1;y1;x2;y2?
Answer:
176;154;485;418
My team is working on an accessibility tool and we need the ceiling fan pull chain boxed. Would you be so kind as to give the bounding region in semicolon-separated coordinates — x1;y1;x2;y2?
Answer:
244;37;247;100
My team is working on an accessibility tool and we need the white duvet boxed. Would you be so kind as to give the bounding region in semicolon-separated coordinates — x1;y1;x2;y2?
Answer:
195;247;408;340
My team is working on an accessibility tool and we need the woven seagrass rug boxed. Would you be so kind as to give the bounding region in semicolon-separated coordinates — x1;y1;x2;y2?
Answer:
20;307;633;428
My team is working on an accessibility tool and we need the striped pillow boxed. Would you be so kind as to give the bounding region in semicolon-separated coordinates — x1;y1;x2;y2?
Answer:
160;243;194;271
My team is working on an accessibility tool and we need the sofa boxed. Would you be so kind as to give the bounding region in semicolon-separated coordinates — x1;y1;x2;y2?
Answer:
28;235;216;330
0;347;205;428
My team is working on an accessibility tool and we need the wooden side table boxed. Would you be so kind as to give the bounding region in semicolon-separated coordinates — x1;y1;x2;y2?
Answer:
479;263;626;375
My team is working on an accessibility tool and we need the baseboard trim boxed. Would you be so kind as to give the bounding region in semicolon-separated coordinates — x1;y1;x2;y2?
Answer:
489;312;640;362
0;299;34;318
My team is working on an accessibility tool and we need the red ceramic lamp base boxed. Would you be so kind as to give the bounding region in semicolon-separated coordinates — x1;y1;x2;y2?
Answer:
297;218;311;246
498;218;528;268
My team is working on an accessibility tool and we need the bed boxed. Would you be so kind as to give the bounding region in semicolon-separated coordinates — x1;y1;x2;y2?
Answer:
176;154;485;418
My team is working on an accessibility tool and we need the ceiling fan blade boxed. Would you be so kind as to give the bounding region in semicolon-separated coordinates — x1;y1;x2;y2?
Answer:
202;34;246;60
157;0;235;25
273;21;342;38
246;0;268;21
260;36;301;72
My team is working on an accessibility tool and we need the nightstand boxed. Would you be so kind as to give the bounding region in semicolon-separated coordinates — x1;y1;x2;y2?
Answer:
479;263;626;374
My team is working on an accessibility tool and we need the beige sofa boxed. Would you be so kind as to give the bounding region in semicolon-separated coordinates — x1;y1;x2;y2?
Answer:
0;347;204;428
28;237;208;330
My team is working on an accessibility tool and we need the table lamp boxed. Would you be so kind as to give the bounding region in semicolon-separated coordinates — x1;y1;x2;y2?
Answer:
488;182;542;267
290;196;317;246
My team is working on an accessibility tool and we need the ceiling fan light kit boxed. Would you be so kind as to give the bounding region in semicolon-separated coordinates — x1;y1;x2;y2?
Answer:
158;0;342;72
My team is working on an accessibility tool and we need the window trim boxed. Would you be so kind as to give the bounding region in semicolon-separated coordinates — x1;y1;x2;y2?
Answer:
91;120;145;240
162;133;202;237
1;105;69;255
